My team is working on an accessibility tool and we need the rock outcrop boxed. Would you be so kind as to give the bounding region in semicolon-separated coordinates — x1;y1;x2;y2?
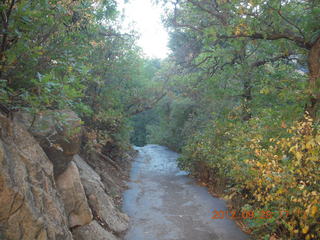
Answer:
56;161;93;228
82;150;131;206
74;155;129;235
0;114;73;240
14;110;82;176
72;221;119;240
1;111;132;240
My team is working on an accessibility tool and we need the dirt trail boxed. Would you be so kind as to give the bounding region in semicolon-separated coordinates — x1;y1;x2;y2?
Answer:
123;145;249;240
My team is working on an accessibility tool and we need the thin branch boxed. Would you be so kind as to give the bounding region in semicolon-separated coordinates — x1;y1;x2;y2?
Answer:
251;52;294;67
267;2;305;40
1;0;15;52
172;2;203;33
186;0;228;25
191;55;212;69
217;32;311;49
128;92;167;116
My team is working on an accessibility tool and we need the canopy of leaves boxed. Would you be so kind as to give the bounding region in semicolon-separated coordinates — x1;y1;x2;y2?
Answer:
0;0;166;151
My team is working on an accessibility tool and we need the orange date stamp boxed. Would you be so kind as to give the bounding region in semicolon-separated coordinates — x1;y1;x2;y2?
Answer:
210;209;292;220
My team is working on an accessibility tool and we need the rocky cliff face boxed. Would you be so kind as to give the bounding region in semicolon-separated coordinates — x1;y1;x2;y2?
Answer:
74;155;129;236
0;114;73;240
0;112;132;240
55;161;93;228
13;110;82;176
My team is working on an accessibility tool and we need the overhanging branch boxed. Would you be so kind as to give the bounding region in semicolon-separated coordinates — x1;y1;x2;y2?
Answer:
217;32;311;50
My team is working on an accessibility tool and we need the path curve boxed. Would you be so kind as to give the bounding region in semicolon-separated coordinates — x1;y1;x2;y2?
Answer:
123;145;249;240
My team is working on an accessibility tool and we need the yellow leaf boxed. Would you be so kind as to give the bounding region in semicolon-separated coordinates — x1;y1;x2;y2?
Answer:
67;66;73;72
310;205;318;217
295;152;303;161
302;225;309;234
289;145;297;153
306;140;315;150
311;191;317;196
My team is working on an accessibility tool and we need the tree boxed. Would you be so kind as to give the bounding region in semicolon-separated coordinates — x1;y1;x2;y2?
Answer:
166;0;320;117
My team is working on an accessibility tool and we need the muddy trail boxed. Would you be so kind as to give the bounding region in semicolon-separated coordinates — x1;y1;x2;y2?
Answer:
123;145;249;240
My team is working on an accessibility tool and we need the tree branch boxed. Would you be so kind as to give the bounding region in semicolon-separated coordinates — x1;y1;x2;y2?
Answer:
128;92;167;116
186;0;228;25
217;32;312;50
251;52;294;67
1;0;16;53
267;2;306;40
172;2;203;33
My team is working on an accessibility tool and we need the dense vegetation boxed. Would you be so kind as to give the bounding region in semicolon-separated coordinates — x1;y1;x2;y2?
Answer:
0;0;164;153
1;0;319;239
132;0;320;239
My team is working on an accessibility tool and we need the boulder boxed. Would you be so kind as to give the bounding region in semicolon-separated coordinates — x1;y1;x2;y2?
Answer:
72;221;119;240
56;161;93;228
0;114;72;240
74;155;129;234
14;110;82;176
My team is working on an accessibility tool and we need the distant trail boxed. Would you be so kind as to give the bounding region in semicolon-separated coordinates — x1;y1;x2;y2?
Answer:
123;145;249;240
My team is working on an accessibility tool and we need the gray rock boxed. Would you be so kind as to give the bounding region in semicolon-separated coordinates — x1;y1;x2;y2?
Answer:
72;221;119;240
56;161;93;228
0;114;73;240
74;155;129;234
14;110;82;176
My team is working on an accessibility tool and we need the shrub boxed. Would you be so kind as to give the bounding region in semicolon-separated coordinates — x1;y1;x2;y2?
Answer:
179;115;320;239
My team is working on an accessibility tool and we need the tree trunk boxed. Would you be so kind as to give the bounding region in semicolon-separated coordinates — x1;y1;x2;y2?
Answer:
242;77;252;121
306;37;320;118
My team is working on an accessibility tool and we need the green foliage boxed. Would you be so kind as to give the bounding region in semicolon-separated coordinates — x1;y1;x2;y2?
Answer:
129;58;167;146
178;113;320;239
146;96;197;151
0;0;166;152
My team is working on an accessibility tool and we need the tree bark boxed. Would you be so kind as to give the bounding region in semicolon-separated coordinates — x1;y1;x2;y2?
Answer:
305;37;320;118
242;77;252;121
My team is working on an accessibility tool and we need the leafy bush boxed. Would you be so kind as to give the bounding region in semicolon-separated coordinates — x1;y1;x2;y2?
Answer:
179;115;320;239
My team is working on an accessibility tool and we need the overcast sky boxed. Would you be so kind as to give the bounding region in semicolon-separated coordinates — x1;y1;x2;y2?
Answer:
118;0;170;59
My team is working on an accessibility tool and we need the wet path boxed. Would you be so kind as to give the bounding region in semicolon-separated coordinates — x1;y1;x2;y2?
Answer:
123;145;249;240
